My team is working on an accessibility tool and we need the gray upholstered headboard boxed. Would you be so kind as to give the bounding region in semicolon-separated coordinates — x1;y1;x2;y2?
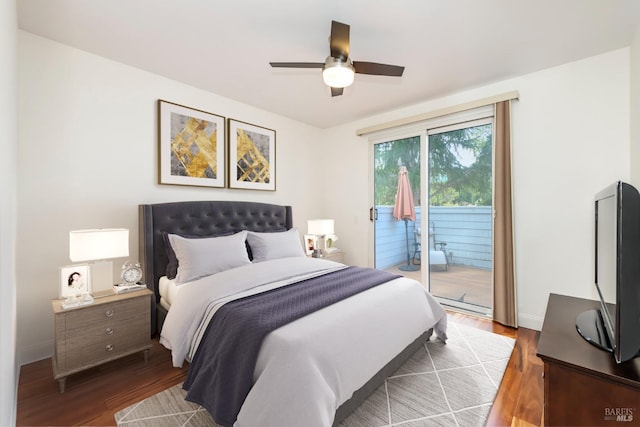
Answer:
139;201;293;335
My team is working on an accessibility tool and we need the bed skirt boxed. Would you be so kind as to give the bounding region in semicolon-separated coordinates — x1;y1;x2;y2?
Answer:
333;328;434;425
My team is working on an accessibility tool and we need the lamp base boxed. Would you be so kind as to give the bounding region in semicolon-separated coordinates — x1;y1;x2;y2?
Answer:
399;264;420;272
90;260;114;292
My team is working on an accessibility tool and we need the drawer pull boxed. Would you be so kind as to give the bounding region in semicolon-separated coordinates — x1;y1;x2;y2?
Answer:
105;328;114;335
105;344;114;352
105;309;114;318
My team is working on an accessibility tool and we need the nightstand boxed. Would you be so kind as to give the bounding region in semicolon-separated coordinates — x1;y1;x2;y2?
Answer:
310;251;345;263
51;288;153;393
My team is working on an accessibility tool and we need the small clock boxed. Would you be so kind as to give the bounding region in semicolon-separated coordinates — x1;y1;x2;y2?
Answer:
121;261;143;285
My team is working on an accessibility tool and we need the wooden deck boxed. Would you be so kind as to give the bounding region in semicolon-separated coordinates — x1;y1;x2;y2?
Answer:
384;263;492;309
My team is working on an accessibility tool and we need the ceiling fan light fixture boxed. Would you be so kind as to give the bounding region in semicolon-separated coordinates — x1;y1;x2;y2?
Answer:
322;57;355;88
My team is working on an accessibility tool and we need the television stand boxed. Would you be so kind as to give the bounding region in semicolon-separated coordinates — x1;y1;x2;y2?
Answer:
537;294;640;426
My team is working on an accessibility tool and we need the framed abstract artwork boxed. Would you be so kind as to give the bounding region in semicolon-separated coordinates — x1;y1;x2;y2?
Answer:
227;119;276;191
158;100;226;188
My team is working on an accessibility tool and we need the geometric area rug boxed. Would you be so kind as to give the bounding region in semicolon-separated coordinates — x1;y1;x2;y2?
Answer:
115;319;515;427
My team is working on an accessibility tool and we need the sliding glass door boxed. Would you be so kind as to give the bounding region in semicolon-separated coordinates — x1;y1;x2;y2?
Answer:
371;136;421;280
427;119;493;315
369;107;495;316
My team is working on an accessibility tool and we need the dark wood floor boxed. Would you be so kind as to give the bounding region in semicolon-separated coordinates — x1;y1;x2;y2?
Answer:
16;311;543;426
450;311;544;427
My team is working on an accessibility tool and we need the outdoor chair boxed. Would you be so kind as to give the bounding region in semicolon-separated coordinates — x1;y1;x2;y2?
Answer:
414;222;449;270
412;227;421;265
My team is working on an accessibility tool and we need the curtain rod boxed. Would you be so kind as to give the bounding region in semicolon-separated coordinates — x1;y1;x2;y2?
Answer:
356;90;519;136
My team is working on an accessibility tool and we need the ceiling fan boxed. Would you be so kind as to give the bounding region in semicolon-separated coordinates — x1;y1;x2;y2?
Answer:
269;20;405;97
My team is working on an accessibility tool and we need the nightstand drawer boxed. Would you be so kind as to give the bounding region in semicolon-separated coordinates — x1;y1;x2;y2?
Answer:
63;297;146;332
65;316;149;367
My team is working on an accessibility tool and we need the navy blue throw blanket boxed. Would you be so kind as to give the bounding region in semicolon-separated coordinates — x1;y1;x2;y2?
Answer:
183;266;401;427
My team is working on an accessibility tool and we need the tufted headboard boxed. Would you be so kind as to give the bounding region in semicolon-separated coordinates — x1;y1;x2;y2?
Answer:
139;200;293;335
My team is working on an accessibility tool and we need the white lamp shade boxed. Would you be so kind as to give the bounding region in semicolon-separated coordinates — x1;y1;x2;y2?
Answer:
69;228;129;262
322;56;355;88
322;66;354;88
307;219;334;236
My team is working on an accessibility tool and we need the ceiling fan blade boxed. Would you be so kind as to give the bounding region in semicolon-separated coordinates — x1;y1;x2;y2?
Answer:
329;20;350;60
269;62;324;69
331;87;344;97
353;61;405;77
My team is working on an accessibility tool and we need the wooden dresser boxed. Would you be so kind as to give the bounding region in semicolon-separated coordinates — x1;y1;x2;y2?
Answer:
536;293;640;426
51;288;153;393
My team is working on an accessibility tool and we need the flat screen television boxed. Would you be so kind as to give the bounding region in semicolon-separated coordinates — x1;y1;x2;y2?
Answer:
576;181;640;363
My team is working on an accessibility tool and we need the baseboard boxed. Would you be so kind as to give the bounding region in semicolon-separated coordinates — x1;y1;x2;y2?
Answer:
517;312;544;331
19;340;53;366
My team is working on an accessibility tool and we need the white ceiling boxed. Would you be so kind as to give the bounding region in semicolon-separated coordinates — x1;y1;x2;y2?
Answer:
17;0;640;128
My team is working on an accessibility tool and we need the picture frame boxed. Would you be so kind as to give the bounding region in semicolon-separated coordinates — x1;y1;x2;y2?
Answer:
158;100;226;188
59;264;91;298
304;234;318;256
227;118;276;191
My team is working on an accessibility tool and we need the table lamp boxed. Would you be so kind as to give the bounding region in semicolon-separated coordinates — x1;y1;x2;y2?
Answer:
69;228;129;292
307;219;338;254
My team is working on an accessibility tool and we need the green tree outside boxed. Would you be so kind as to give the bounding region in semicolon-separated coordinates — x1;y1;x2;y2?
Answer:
374;124;492;207
374;136;421;206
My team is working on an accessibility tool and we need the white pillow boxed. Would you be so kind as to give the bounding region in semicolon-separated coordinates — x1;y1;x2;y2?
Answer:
168;230;250;284
247;228;305;262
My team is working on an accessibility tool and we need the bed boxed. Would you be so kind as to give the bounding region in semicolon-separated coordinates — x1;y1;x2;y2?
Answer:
139;200;447;427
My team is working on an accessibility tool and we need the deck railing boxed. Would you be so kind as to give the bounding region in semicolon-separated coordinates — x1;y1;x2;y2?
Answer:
375;205;492;270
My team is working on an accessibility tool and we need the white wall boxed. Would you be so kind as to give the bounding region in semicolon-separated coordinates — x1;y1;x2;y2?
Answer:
0;1;18;425
17;31;323;364
321;49;631;330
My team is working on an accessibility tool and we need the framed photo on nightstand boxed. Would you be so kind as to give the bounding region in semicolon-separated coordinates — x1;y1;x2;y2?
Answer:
303;234;318;256
59;264;91;298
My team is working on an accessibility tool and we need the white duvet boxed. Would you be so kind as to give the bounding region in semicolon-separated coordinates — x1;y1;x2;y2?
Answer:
160;257;447;427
